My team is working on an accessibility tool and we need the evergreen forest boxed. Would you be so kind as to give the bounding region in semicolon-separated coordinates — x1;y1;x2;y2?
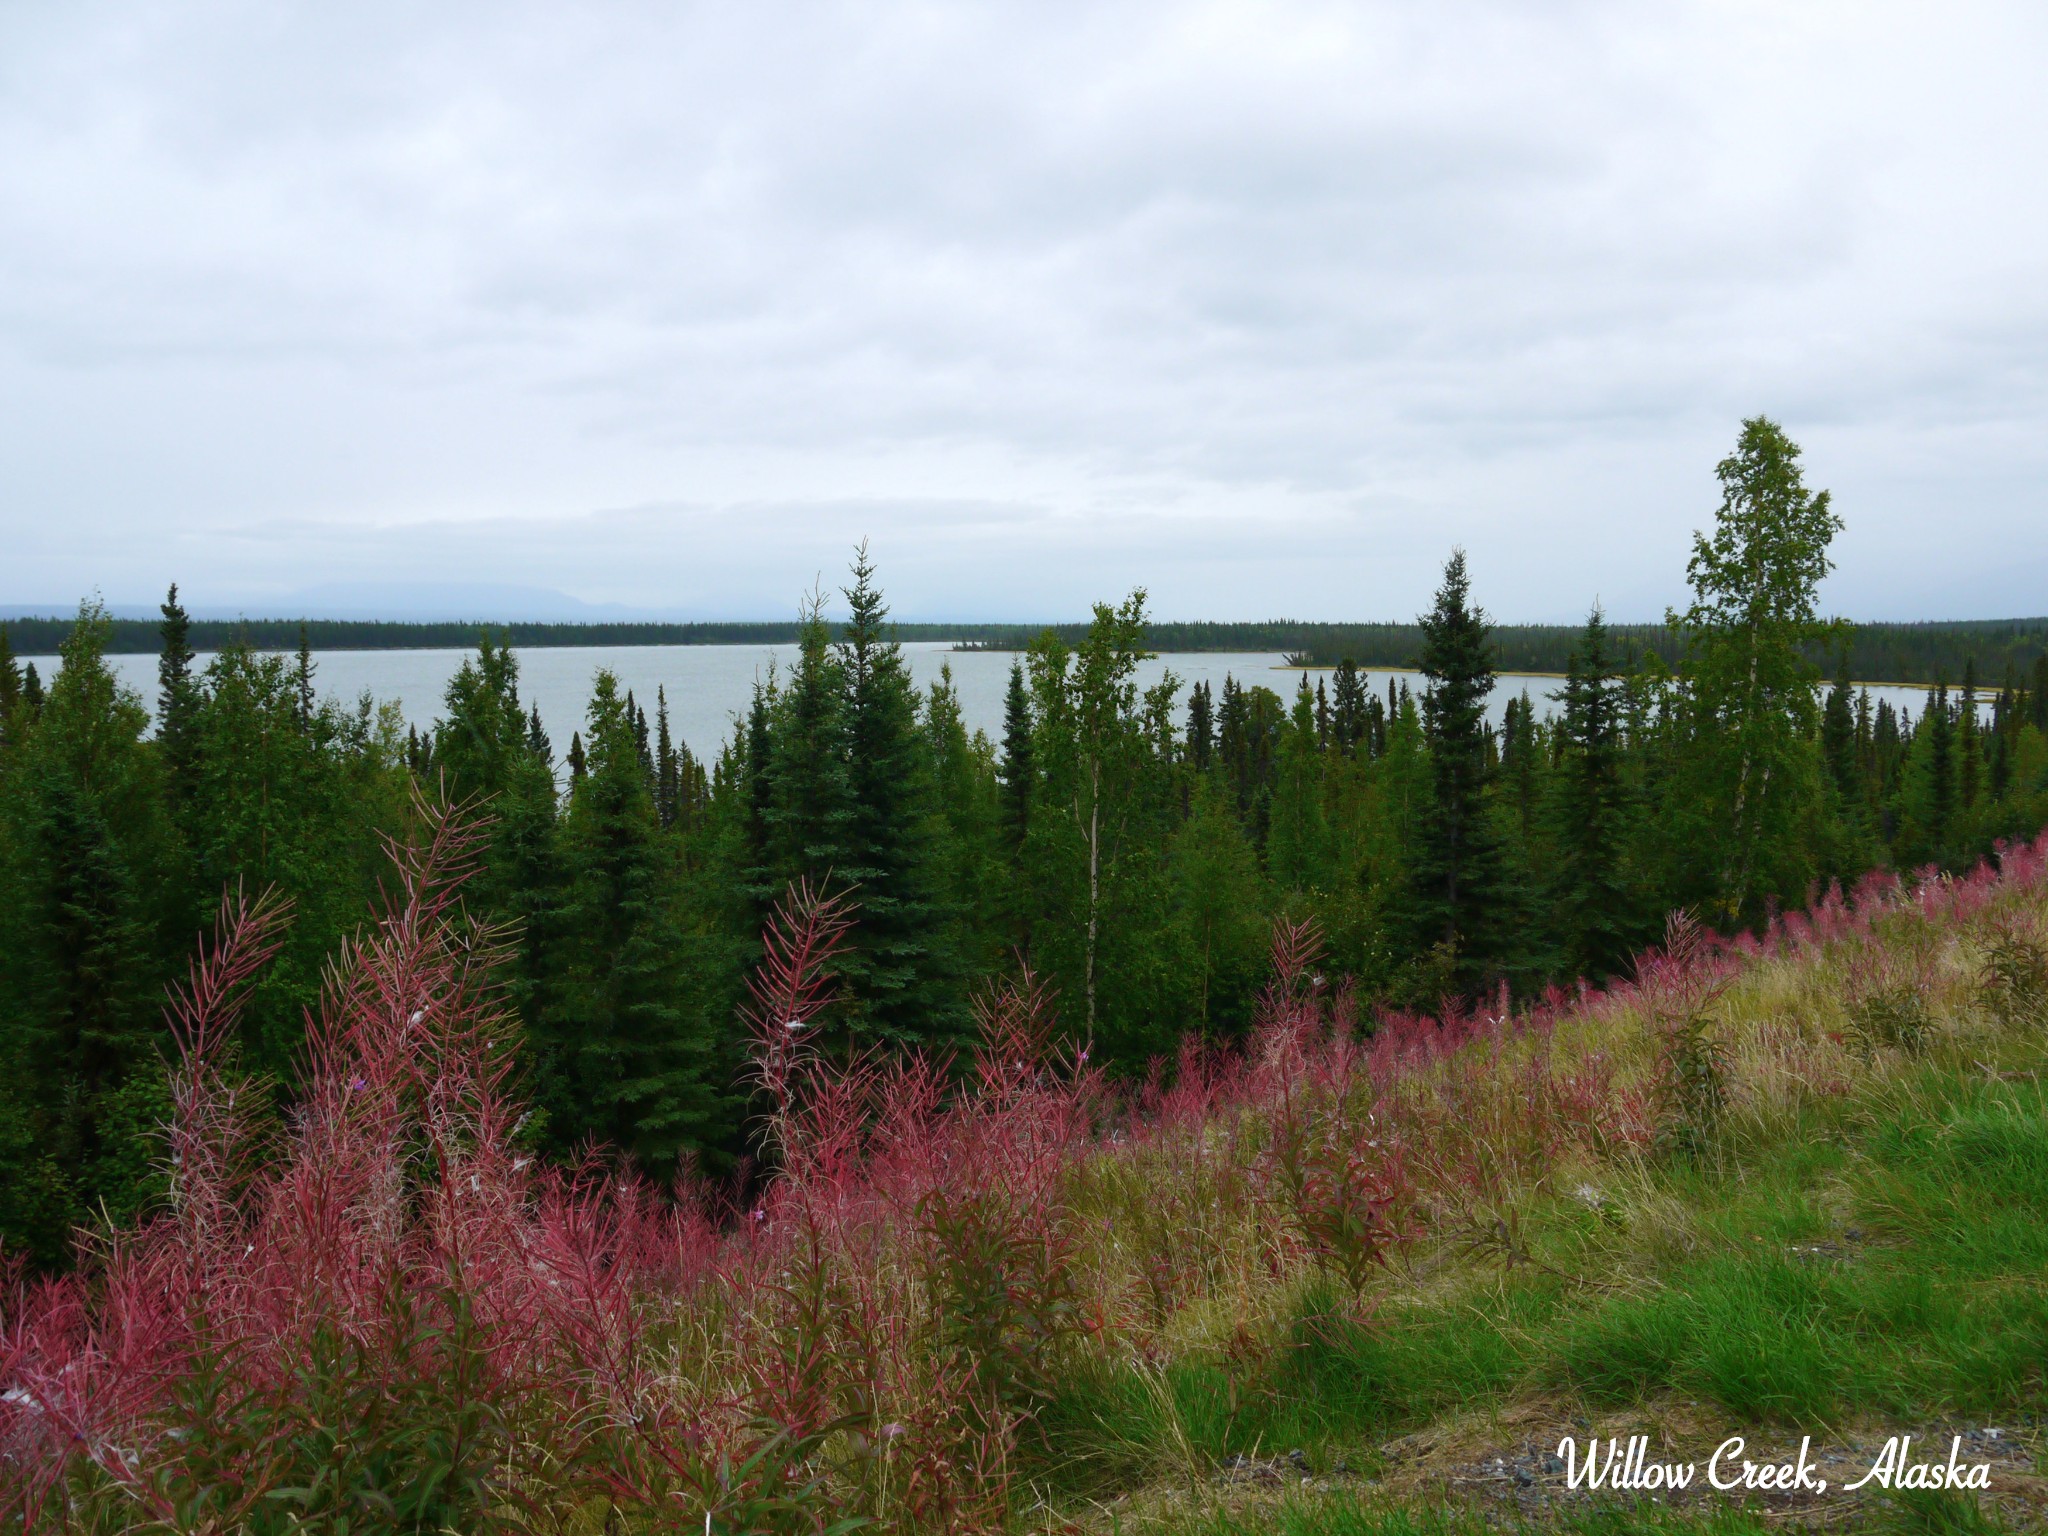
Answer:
5;417;2047;1270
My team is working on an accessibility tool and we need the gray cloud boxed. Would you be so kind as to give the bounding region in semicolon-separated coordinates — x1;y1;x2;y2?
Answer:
2;1;2044;623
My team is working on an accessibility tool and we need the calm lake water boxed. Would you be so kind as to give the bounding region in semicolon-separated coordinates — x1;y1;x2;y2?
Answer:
22;642;1947;763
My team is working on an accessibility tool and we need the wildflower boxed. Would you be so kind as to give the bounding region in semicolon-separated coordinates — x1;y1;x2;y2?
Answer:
784;1018;804;1032
350;1077;367;1092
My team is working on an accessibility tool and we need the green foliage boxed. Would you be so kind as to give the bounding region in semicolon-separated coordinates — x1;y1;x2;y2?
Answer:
833;546;965;1049
1675;416;1843;922
9;419;2048;1280
1412;550;1506;986
1976;926;2048;1029
131;1282;529;1535
1548;608;1639;979
1167;780;1268;1034
539;669;728;1170
917;1186;1087;1436
0;603;170;1263
1846;985;1934;1056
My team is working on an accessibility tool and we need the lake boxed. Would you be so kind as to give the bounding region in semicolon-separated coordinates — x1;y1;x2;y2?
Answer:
19;642;1948;762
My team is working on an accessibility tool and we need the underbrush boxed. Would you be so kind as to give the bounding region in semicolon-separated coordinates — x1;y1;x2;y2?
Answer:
4;809;2046;1533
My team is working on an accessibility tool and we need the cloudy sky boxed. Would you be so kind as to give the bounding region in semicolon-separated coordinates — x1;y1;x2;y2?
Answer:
2;2;2044;624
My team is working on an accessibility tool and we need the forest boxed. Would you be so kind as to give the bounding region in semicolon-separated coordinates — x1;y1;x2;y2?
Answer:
3;417;2047;1270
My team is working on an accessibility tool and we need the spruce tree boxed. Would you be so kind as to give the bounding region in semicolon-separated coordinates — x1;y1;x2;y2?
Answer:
739;683;779;924
1413;549;1504;987
1217;676;1249;811
1502;691;1538;842
1264;677;1330;892
998;659;1035;848
540;671;723;1171
1920;680;1955;862
1821;655;1857;804
835;546;961;1048
156;585;200;806
294;625;315;732
655;688;679;830
1184;679;1214;772
768;595;855;886
1957;658;1980;813
437;635;559;1030
1330;660;1366;753
0;625;22;746
1548;607;1633;979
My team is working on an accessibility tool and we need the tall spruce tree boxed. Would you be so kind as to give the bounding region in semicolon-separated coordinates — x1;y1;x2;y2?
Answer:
655;688;679;830
156;585;200;810
1185;679;1215;772
835;546;962;1048
1548;607;1633;979
1330;660;1367;754
1917;680;1956;864
1413;550;1504;987
1821;655;1857;805
1957;658;1981;814
768;595;855;889
998;660;1035;849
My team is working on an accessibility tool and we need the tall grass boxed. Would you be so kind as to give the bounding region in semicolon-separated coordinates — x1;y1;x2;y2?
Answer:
5;808;2046;1532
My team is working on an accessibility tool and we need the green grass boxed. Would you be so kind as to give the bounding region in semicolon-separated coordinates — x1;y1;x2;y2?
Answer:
1047;1071;2048;1498
1038;1279;1565;1489
1558;1077;2048;1422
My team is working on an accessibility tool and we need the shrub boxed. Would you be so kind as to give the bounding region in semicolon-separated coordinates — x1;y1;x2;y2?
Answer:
1978;925;2048;1030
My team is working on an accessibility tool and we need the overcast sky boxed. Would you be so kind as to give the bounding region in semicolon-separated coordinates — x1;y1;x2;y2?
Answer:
2;2;2044;624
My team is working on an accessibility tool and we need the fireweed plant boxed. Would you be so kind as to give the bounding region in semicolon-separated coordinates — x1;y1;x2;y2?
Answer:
4;805;2048;1532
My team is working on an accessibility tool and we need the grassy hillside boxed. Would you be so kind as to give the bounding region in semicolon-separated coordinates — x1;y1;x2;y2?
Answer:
5;813;2047;1532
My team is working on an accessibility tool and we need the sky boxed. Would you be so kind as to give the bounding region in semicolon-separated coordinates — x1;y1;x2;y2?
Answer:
2;2;2044;625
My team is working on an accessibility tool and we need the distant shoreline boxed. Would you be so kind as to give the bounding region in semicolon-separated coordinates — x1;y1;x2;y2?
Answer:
4;613;2043;691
